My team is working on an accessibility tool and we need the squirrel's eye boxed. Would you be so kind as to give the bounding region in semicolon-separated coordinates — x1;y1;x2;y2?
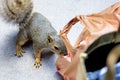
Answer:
54;46;59;50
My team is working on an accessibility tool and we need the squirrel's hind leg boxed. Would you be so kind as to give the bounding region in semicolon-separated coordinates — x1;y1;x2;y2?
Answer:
15;29;29;57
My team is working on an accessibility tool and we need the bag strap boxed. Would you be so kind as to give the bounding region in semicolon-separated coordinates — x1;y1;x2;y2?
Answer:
60;16;82;56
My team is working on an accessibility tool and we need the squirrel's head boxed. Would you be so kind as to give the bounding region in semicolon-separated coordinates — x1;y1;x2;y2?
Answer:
3;0;33;24
47;35;68;56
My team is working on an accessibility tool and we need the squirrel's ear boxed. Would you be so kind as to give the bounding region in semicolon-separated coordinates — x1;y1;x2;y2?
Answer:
47;35;53;43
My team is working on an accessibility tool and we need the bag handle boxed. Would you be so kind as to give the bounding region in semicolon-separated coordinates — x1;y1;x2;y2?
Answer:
60;16;83;56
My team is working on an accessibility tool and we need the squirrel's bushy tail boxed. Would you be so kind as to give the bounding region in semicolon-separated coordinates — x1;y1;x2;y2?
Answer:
2;0;33;24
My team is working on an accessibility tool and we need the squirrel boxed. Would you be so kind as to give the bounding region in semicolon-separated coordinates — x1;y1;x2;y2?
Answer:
2;0;68;68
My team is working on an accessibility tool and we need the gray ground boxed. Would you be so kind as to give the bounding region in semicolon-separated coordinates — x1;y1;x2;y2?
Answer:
0;0;119;80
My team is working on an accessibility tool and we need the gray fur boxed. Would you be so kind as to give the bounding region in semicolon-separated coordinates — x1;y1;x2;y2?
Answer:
2;0;67;68
2;0;33;25
26;12;67;55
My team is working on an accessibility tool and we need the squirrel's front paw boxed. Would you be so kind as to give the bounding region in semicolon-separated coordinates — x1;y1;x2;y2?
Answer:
15;49;25;57
34;58;42;68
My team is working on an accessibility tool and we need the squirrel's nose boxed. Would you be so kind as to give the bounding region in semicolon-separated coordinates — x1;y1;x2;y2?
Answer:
64;53;68;56
59;52;67;56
